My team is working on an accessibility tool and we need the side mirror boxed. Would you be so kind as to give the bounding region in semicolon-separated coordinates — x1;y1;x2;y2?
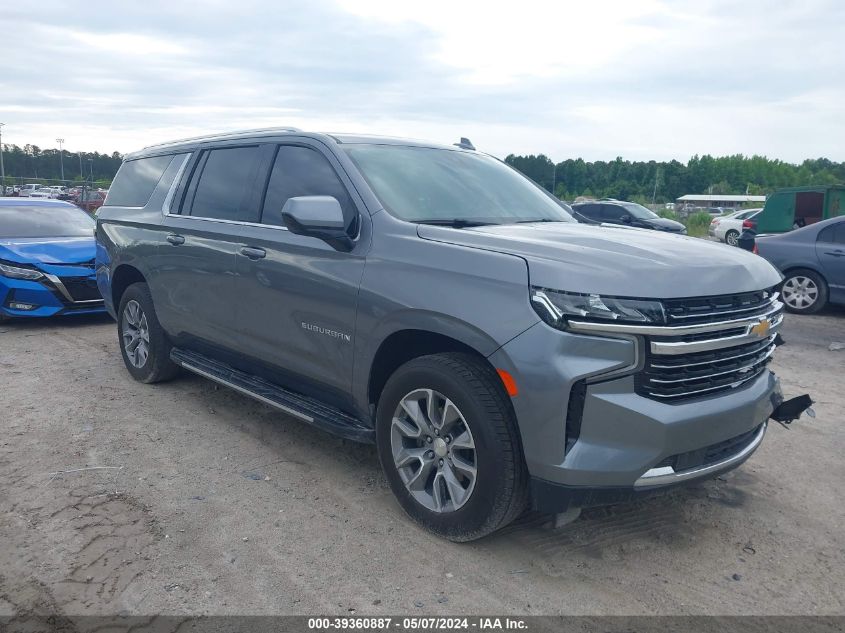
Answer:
281;196;353;251
620;214;632;224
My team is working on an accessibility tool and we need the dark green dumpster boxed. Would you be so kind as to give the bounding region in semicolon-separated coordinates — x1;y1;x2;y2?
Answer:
755;185;845;234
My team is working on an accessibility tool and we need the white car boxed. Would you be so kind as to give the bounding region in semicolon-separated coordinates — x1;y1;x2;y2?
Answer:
18;184;44;197
709;208;762;246
30;187;56;199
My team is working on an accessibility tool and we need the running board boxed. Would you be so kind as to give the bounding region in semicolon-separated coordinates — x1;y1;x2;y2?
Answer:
170;348;374;443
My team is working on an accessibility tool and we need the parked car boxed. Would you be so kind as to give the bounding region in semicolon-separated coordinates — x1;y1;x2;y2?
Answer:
98;129;796;541
755;216;845;314
18;184;43;197
30;187;57;199
570;200;687;233
754;185;845;234
77;189;107;213
710;208;763;246
0;199;106;321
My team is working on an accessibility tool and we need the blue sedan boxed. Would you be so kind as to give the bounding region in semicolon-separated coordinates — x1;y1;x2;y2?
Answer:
756;216;845;314
0;199;107;321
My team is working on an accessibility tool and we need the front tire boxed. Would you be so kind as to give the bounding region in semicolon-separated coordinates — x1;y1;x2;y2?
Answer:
375;353;528;541
725;229;740;246
117;282;180;383
781;269;828;314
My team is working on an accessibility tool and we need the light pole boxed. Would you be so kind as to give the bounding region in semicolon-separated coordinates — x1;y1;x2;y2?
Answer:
87;158;93;186
56;138;65;183
0;123;6;194
78;152;83;178
551;162;557;197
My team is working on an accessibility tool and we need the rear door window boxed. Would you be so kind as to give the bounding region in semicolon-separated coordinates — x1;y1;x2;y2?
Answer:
185;146;262;222
260;145;355;228
817;223;845;244
106;155;174;207
601;204;625;221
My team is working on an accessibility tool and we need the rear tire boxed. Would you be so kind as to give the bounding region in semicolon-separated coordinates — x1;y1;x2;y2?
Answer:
117;282;180;383
781;269;828;314
375;353;528;541
725;229;740;246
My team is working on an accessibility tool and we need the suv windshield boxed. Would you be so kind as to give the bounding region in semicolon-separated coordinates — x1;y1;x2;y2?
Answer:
622;203;659;220
0;205;94;238
344;145;574;225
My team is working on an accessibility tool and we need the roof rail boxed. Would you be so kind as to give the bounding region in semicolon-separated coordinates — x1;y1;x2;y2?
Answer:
141;126;302;151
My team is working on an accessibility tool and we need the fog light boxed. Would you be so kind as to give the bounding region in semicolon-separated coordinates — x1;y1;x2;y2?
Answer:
8;301;37;311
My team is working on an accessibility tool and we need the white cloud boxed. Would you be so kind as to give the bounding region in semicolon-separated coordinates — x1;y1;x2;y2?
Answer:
0;0;842;163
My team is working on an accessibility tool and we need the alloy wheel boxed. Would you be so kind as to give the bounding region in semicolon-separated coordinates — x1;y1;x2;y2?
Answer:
782;276;819;310
390;388;477;513
726;230;740;246
122;299;150;368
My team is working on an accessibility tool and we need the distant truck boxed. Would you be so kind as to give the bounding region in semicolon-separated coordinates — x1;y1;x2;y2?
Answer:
754;185;845;234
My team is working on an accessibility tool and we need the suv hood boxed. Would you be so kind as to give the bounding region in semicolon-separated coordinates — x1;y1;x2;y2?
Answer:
418;222;782;298
0;237;95;266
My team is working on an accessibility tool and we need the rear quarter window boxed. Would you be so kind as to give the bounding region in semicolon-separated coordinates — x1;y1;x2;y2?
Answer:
106;155;175;207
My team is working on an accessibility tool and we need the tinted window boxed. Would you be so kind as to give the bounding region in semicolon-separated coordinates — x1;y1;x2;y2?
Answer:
187;147;261;222
602;204;627;221
0;205;94;238
107;155;174;207
817;222;845;244
261;145;354;228
575;204;601;218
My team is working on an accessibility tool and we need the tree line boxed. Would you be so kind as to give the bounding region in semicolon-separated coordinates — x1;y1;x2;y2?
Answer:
2;141;843;201
504;153;845;203
0;144;123;184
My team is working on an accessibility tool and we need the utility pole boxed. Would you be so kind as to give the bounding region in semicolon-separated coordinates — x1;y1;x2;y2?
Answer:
78;151;83;178
0;123;6;194
550;161;557;196
88;158;93;187
651;167;660;205
56;138;65;183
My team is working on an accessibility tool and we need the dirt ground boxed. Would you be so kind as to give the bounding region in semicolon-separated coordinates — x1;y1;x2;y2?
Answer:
1;308;843;617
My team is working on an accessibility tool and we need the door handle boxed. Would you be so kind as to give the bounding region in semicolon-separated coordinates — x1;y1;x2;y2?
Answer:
166;233;185;246
240;246;266;260
824;250;844;257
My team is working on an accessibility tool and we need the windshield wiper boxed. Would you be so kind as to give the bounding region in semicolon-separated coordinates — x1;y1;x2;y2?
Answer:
512;218;559;224
412;219;496;228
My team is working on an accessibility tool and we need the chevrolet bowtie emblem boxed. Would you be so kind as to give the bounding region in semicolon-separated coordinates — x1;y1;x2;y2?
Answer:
750;318;771;338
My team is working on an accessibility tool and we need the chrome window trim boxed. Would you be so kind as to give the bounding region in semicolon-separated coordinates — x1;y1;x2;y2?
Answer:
163;212;290;231
634;423;767;487
161;153;192;215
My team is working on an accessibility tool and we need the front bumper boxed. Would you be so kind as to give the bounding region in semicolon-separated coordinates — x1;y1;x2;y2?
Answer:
0;274;106;318
489;317;782;512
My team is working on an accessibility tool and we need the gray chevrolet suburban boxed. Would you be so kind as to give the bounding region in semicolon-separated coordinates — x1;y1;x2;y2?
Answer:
97;128;790;541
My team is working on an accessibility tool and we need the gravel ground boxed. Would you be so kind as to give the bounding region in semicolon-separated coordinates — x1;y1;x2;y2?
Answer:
0;308;843;617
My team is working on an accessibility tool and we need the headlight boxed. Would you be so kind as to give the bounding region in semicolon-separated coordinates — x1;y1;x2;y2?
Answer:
531;287;665;328
0;261;44;280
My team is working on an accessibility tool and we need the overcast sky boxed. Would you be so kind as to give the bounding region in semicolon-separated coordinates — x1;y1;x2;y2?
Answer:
2;0;842;162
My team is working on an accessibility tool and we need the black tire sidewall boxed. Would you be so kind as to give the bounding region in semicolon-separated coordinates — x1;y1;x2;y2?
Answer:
376;354;520;540
782;269;828;314
117;283;175;383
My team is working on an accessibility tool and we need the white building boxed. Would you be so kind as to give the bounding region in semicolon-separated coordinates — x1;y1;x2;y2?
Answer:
675;194;766;209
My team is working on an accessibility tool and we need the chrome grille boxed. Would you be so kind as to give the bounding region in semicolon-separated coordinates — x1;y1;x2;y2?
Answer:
639;290;783;402
663;289;774;325
640;336;776;401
